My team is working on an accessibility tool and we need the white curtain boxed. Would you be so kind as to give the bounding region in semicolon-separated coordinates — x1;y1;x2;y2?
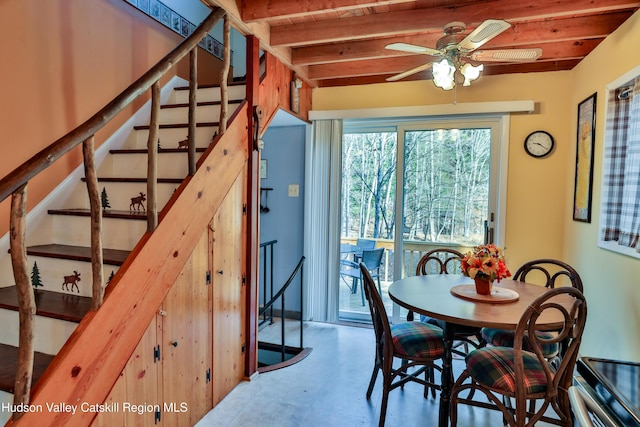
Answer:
303;119;342;322
601;77;640;252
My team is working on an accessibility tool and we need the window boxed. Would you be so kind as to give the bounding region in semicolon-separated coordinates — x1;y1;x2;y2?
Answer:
599;66;640;259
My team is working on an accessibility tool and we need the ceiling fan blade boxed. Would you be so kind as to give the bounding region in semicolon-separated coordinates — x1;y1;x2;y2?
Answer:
386;63;433;82
470;48;543;62
457;19;511;52
385;42;442;56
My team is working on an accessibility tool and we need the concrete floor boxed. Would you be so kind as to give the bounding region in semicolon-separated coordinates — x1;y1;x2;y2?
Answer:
196;321;560;427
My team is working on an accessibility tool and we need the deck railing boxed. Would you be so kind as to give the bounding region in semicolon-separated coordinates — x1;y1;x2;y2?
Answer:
341;238;475;279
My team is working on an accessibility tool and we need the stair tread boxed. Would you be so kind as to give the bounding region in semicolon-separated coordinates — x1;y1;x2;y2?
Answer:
161;99;243;109
26;244;129;266
133;122;218;130
0;342;54;394
109;147;207;154
47;208;147;220
174;81;245;90
81;177;183;183
0;286;91;323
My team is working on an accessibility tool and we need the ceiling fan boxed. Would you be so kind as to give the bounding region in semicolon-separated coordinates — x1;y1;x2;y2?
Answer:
385;19;542;88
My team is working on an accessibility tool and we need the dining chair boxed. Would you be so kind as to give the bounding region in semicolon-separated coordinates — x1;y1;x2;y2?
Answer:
481;259;583;364
450;286;588;427
410;248;486;357
340;248;384;306
359;263;444;427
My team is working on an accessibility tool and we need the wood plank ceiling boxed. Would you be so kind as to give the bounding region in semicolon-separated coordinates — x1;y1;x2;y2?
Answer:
208;0;639;87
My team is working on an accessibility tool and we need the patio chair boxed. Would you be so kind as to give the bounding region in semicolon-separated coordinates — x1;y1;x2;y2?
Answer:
340;248;384;306
355;238;377;260
360;262;444;427
450;286;588;427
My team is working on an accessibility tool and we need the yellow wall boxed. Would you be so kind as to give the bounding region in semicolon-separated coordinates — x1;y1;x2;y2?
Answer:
564;10;640;360
314;73;574;276
313;9;640;361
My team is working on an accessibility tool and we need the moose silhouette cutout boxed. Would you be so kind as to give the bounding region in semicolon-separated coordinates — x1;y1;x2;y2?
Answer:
177;137;188;149
130;192;146;211
62;271;81;293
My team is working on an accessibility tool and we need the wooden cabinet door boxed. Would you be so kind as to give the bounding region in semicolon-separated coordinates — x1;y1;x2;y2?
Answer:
91;317;160;427
212;174;246;406
160;232;211;426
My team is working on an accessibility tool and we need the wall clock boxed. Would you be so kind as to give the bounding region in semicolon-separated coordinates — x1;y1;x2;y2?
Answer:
524;130;554;158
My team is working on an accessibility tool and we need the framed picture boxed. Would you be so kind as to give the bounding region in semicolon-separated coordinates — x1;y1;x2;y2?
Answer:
573;92;597;222
180;17;190;37
160;4;171;26
137;0;149;14
149;0;160;19
171;12;181;33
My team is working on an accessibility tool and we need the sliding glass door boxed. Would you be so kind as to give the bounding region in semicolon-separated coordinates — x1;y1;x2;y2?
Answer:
338;117;505;322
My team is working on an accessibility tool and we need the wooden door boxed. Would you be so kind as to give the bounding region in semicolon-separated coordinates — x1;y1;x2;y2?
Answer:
91;317;160;427
160;231;211;426
212;173;246;406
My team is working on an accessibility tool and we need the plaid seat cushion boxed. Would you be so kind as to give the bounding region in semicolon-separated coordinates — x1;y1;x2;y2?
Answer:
481;328;559;357
390;322;444;359
465;347;551;394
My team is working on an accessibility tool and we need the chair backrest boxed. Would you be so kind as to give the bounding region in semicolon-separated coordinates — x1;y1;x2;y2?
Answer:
361;248;384;271
360;262;393;363
513;259;583;291
356;239;377;251
513;286;587;421
415;248;464;275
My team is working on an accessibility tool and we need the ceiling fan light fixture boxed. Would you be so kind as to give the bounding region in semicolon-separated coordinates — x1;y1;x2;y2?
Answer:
433;58;456;90
461;63;484;86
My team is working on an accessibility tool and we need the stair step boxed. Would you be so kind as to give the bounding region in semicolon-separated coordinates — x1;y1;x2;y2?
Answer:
174;81;246;91
47;208;147;220
0;343;54;393
133;122;218;130
0;286;91;323
109;147;207;154
160;99;242;109
82;177;183;184
25;244;129;266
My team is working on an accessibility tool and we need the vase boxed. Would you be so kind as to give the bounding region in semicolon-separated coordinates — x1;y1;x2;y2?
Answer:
474;277;493;295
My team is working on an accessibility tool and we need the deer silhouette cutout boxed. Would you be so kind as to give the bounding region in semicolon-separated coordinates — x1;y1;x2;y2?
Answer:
62;271;81;293
177;137;188;149
130;192;146;211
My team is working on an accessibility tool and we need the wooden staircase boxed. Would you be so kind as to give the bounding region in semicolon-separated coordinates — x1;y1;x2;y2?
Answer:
0;79;246;417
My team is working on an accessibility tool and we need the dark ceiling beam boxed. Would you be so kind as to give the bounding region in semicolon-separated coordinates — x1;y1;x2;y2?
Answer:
241;0;414;22
307;40;598;80
292;12;630;65
316;59;582;87
271;0;640;46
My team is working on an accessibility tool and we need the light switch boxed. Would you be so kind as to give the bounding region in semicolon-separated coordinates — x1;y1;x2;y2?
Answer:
288;184;299;197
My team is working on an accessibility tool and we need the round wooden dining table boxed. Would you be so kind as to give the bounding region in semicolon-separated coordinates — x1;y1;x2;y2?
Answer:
388;274;574;427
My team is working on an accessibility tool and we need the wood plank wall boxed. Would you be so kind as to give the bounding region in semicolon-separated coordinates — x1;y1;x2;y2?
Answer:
92;170;247;426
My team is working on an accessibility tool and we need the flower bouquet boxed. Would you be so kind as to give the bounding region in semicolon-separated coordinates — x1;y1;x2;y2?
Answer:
461;244;511;295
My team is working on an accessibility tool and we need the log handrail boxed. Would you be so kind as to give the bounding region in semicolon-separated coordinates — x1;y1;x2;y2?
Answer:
1;6;227;416
0;7;225;203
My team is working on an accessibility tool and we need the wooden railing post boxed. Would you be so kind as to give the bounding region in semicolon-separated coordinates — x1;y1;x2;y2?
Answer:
9;184;35;418
147;82;160;231
82;136;105;309
219;14;230;135
188;48;198;175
